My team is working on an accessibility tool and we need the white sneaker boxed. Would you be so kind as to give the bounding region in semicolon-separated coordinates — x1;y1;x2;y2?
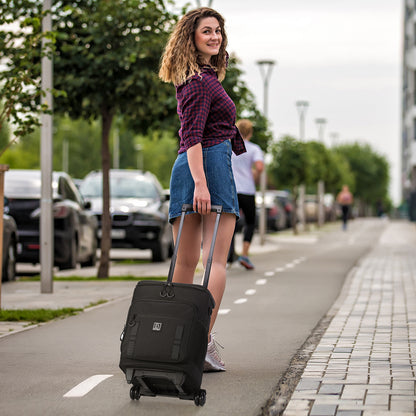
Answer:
204;334;226;372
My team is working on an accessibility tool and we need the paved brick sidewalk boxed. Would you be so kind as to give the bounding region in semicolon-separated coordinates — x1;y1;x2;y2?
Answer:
283;221;416;416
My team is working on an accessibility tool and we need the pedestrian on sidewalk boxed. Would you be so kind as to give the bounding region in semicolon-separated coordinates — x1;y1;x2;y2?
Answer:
336;184;354;230
159;7;246;372
228;119;264;269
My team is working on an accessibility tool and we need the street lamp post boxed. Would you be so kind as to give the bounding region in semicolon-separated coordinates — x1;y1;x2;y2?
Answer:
257;60;276;245
329;132;339;147
296;100;309;141
195;0;213;6
135;144;143;170
315;118;327;143
40;0;53;294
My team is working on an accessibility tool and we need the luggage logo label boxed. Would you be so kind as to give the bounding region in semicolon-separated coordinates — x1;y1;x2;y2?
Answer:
152;322;162;331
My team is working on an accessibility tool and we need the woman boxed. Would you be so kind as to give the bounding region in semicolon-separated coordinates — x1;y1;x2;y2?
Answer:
159;7;246;372
336;184;354;230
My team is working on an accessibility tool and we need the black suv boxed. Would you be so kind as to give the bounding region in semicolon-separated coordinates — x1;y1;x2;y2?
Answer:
79;169;173;262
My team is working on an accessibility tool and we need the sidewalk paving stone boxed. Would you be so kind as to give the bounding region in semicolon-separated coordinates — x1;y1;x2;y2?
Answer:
282;221;416;415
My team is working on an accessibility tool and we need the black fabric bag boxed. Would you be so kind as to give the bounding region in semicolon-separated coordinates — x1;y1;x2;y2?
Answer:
119;204;222;406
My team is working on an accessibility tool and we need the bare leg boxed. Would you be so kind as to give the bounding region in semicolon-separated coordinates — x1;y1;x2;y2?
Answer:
202;213;236;335
171;214;202;285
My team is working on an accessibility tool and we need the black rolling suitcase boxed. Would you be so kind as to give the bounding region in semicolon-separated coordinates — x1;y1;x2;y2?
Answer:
119;203;222;406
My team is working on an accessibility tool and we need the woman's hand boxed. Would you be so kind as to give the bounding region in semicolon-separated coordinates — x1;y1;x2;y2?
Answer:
193;181;211;215
187;143;211;215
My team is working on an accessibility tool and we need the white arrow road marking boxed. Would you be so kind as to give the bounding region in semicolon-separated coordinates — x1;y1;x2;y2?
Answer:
64;375;113;398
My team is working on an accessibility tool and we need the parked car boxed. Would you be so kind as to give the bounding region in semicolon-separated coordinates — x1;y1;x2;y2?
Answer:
4;169;98;270
255;191;287;231
274;190;294;228
2;204;18;282
79;169;173;262
304;194;318;222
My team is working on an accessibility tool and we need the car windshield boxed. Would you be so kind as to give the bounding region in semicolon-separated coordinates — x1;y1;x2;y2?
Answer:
80;176;158;199
4;173;59;198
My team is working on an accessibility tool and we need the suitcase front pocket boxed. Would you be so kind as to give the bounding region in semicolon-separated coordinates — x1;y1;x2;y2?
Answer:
122;300;196;363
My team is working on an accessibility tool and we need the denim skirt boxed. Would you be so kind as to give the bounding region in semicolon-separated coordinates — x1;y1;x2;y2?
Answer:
169;139;239;223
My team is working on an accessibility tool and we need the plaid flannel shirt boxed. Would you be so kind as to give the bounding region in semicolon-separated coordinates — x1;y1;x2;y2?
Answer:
176;66;246;156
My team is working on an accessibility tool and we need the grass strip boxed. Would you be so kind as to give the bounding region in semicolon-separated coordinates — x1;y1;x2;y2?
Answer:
0;307;83;323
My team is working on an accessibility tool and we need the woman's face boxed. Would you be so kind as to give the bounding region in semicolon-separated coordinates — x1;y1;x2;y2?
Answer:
194;17;222;63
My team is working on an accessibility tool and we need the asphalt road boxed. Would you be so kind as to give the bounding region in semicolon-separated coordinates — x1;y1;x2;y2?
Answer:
0;220;387;416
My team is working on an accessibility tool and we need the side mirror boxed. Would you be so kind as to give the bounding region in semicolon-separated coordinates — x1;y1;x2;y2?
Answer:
163;189;170;202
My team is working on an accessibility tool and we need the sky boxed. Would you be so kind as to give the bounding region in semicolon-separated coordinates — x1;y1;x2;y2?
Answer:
173;0;403;204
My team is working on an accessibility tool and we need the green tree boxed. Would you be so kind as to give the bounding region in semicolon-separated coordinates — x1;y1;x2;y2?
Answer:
134;131;178;188
0;128;41;169
304;141;331;191
50;0;177;277
334;142;390;214
325;150;355;195
268;135;308;233
0;1;55;146
222;54;273;152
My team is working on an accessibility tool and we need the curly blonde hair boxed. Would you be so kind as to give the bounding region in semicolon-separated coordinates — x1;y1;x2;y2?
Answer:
159;7;228;86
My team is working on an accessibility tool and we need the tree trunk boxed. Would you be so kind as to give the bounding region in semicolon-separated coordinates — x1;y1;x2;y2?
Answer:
97;108;114;278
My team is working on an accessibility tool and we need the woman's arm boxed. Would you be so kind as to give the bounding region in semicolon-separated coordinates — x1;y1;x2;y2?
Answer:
187;143;211;215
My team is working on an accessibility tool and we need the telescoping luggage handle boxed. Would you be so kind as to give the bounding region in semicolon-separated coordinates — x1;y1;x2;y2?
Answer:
167;204;223;289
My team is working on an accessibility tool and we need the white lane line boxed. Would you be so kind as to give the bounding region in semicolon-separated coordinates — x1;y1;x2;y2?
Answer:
265;271;275;276
275;267;285;272
64;375;113;398
256;279;267;285
285;263;295;268
218;308;231;315
245;289;256;296
234;298;247;304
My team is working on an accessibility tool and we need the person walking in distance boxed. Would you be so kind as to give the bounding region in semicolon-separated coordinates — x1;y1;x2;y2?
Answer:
336;184;353;230
159;7;246;372
228;119;264;269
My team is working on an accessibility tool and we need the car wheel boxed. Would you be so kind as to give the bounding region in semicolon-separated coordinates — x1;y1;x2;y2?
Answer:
2;237;17;282
59;236;77;270
151;239;169;263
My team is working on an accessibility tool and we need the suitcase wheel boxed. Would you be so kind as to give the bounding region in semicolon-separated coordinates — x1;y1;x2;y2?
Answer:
129;385;141;401
194;389;206;407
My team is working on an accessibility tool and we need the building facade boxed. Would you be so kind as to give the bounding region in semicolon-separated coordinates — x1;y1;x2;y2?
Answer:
403;0;416;218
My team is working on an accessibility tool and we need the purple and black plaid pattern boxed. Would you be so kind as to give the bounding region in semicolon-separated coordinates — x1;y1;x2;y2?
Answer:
176;66;246;156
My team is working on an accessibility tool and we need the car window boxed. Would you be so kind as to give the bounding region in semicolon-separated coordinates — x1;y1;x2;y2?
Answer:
79;176;101;198
4;176;42;198
112;178;158;199
60;177;81;204
80;175;158;199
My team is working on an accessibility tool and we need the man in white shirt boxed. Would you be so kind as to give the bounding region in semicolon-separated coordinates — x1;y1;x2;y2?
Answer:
229;119;264;269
